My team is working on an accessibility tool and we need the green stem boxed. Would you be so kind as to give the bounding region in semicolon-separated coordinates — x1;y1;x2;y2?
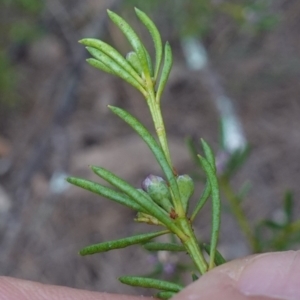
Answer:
146;90;185;218
147;96;172;167
175;217;208;275
219;176;260;252
143;73;172;167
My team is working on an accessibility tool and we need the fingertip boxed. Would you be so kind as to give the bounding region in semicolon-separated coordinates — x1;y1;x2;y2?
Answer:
173;251;300;300
236;250;300;300
0;276;147;300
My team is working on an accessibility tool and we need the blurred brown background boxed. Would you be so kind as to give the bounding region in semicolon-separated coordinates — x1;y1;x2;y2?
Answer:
0;0;299;296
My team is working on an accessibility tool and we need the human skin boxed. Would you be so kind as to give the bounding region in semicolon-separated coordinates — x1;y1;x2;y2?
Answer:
0;251;299;300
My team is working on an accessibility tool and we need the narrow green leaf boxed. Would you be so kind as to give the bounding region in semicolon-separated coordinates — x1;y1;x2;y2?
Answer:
156;42;173;102
143;242;185;252
143;45;154;77
202;243;226;266
201;138;216;172
156;291;176;299
80;230;168;256
87;58;116;76
66;177;147;213
79;230;169;256
85;48;146;95
108;106;181;206
136;188;171;217
80;38;144;86
137;188;155;202
107;10;150;77
135;7;163;80
126;51;143;75
91;166;180;233
191;181;211;221
198;155;221;270
119;276;183;292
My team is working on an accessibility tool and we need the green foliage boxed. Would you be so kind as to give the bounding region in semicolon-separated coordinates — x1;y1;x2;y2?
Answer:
202;243;226;266
67;177;147;213
65;4;296;296
188;136;300;254
68;9;225;296
197;153;220;269
156;291;176;299
79;230;168;256
119;276;183;292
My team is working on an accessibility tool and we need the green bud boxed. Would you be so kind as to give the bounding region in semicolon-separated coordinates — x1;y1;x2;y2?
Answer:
126;51;143;76
177;174;194;213
142;175;173;212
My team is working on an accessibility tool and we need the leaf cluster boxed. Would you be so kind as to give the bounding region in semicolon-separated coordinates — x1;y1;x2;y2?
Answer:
79;8;171;101
67;8;225;298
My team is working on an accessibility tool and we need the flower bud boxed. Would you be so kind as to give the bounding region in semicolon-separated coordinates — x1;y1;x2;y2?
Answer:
177;174;194;212
142;175;173;212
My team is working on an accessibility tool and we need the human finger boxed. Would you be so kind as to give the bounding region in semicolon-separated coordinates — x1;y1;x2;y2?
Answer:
173;250;300;300
0;276;150;300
